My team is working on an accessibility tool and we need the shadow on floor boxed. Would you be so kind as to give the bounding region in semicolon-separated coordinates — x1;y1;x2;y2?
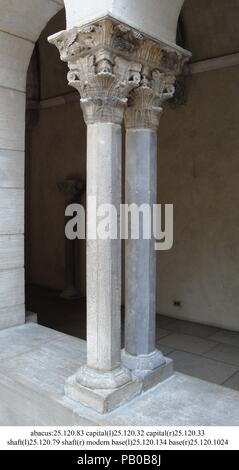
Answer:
26;284;87;340
26;284;239;392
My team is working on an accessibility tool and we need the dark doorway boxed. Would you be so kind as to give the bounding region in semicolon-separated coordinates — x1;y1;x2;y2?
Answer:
25;9;87;339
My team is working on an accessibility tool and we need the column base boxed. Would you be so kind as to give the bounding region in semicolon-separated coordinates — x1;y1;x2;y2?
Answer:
122;349;174;391
65;365;142;414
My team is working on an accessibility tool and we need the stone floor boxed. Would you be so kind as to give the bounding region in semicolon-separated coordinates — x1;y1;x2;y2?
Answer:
1;323;239;426
26;284;239;393
156;315;239;391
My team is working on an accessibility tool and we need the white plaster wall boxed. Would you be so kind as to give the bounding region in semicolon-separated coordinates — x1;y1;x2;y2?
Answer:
157;66;239;332
0;0;63;329
64;0;184;43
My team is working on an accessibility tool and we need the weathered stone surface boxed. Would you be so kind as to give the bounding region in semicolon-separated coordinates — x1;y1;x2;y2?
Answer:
49;17;141;410
0;32;33;92
0;235;24;269
48;15;189;412
0;325;239;425
65;372;142;414
140;358;174;392
122;349;173;390
123;127;172;388
0;0;62;42
48;17;189;112
0;269;24;309
122;348;166;373
0;149;24;189
121;23;188;388
0;189;24;235
86;123;122;373
0;305;25;331
124;130;158;359
0;88;25;151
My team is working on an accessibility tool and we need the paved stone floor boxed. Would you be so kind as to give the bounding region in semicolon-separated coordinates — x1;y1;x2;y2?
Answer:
1;323;239;425
27;284;239;392
156;315;239;391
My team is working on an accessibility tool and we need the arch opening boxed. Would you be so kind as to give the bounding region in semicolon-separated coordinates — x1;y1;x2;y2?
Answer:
25;8;87;337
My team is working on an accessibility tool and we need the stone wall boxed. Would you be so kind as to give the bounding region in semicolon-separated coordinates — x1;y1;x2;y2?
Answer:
0;0;64;329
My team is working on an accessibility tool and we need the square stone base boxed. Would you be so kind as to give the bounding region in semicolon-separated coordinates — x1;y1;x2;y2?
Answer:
1;325;239;425
65;374;142;414
132;358;174;392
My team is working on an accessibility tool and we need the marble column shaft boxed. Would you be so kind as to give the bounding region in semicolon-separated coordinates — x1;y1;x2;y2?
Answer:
87;122;122;372
122;74;178;376
125;128;158;358
48;16;190;410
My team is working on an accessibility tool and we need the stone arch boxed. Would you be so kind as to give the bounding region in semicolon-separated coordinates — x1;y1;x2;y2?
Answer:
0;0;64;329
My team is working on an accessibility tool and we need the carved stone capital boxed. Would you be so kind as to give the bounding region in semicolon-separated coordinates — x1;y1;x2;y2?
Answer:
66;53;142;124
125;71;176;130
48;17;190;126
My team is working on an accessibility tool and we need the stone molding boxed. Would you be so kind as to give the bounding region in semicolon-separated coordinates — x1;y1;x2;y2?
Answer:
48;17;190;126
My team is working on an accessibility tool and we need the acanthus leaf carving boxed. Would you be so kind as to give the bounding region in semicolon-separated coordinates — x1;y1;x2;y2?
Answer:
48;17;190;126
111;23;143;53
125;70;176;130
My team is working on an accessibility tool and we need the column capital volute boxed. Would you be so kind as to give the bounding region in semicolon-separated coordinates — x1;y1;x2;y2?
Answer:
124;71;176;131
48;17;190;126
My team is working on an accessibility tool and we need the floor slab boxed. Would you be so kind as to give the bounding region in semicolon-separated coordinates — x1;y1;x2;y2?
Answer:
156;344;175;356
204;343;239;367
159;332;216;355
164;319;220;338
1;324;239;425
156;328;171;340
223;371;239;391
168;350;239;385
0;323;63;360
156;315;177;329
208;330;239;348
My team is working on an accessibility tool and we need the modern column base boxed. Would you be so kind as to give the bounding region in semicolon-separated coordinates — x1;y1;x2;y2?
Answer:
65;366;142;414
122;350;174;392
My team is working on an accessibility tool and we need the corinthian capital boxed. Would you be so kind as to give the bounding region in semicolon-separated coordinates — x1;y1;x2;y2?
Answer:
48;17;190;126
125;70;176;130
66;52;142;124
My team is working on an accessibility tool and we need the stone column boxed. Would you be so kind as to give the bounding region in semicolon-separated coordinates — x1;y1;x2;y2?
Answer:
122;71;184;390
84;119;127;384
49;17;189;412
48;20;144;413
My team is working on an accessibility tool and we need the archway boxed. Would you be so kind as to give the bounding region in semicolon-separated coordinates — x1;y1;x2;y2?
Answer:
0;0;64;330
25;8;87;337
